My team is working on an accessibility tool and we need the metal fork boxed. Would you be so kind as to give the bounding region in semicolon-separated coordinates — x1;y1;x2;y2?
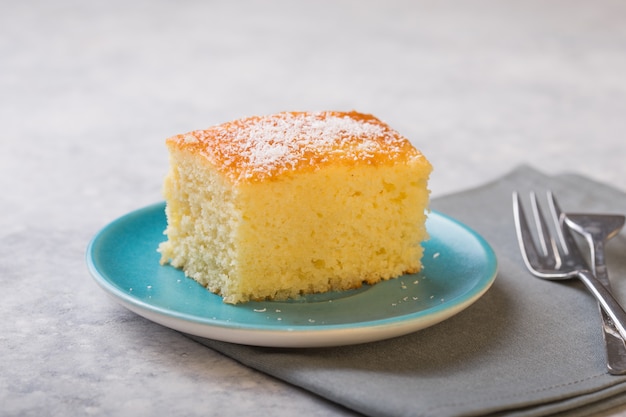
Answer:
564;212;626;374
512;191;626;343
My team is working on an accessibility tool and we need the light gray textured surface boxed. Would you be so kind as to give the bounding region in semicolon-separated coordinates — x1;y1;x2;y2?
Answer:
2;1;626;416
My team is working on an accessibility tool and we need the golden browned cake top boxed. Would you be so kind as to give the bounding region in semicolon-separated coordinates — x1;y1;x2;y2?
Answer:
167;111;427;183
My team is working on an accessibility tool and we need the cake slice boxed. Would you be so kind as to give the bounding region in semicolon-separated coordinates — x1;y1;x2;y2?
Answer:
158;111;432;304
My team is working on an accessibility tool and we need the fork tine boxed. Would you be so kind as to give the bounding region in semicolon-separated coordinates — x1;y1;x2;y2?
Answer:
530;191;558;259
547;191;575;257
548;191;588;269
547;191;564;243
513;191;542;265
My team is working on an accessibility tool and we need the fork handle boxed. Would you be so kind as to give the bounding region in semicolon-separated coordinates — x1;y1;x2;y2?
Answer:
588;240;626;374
577;269;626;341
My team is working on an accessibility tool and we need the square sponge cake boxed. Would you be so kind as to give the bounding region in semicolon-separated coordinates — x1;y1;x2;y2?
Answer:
158;111;432;304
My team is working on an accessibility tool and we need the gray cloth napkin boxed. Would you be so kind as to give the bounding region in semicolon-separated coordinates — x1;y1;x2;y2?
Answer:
187;165;626;417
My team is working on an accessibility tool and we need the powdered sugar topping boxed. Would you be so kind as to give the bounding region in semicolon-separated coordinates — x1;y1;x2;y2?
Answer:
171;111;418;183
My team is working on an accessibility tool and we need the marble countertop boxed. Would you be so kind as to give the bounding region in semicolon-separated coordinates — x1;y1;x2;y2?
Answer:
2;1;626;415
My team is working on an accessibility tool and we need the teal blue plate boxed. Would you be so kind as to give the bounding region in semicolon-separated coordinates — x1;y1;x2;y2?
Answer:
87;203;497;347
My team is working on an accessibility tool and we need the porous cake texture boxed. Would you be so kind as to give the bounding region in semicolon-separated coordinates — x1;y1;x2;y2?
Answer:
158;111;432;304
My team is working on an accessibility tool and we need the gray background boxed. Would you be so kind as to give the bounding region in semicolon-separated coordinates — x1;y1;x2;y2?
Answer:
2;1;626;416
